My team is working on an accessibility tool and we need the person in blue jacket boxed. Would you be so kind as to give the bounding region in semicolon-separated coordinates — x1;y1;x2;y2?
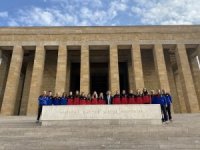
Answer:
152;89;168;123
162;89;172;121
36;90;48;123
47;91;53;105
158;89;168;123
60;92;68;105
151;90;159;104
53;92;61;105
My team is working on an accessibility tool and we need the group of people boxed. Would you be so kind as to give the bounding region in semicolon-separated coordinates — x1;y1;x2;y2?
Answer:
36;88;172;124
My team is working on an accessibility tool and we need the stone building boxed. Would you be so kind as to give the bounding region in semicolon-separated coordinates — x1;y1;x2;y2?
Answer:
0;26;199;116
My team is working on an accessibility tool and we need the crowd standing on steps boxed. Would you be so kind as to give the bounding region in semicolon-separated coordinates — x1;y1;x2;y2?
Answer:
36;88;173;124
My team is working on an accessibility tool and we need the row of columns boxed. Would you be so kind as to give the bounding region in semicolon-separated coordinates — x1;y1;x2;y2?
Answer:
0;44;199;115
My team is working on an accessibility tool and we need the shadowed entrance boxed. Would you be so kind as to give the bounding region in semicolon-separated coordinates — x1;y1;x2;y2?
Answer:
90;63;108;94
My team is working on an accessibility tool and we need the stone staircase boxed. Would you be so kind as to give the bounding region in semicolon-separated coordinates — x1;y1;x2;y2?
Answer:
0;114;200;150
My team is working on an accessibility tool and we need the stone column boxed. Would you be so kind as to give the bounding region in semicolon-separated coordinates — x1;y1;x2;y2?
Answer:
196;45;200;71
1;46;24;115
55;45;67;94
0;50;2;66
197;45;200;59
165;57;181;113
131;44;144;90
27;46;46;115
109;44;120;93
188;53;200;109
65;59;71;93
0;49;4;103
153;44;171;92
174;72;187;113
0;54;9;110
175;44;199;113
128;61;134;91
80;45;90;94
19;60;34;115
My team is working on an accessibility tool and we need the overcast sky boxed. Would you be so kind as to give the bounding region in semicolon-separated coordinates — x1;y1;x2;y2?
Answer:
0;0;199;26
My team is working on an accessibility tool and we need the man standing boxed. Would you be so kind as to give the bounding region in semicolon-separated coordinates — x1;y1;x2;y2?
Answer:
105;91;112;104
152;89;168;123
158;89;169;123
47;91;53;105
162;89;173;121
36;90;48;123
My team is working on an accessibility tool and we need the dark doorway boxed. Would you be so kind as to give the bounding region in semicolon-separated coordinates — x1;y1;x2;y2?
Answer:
90;63;108;94
70;63;80;93
119;62;129;92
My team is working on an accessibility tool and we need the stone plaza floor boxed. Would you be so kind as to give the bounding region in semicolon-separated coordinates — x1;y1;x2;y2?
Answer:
0;113;200;150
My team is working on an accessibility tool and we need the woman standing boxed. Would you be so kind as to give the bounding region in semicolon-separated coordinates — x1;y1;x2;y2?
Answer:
80;92;87;105
86;93;92;105
74;90;80;105
135;89;143;104
67;91;74;105
60;92;67;105
98;92;106;104
128;90;136;104
91;91;98;104
142;88;151;104
53;92;61;105
121;90;128;104
112;90;121;104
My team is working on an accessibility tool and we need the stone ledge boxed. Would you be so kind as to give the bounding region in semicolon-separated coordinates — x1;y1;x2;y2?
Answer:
41;105;162;126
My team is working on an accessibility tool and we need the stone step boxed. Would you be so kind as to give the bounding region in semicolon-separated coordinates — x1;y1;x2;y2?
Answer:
1;137;200;150
0;114;199;150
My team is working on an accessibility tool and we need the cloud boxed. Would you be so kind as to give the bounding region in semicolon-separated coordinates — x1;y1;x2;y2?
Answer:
131;0;200;25
3;0;200;26
0;11;8;18
7;0;129;26
8;7;78;26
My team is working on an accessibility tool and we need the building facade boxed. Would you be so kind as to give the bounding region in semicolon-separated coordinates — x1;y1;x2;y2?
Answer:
0;26;200;116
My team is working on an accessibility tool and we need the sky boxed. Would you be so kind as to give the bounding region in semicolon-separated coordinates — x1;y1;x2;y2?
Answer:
0;0;199;26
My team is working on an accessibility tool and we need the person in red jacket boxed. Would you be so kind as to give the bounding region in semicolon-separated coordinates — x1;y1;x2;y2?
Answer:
80;92;87;105
98;92;106;104
73;90;80;105
112;90;121;104
121;90;128;104
128;90;136;104
91;91;98;104
67;91;74;105
135;89;143;104
142;88;151;104
86;93;92;105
